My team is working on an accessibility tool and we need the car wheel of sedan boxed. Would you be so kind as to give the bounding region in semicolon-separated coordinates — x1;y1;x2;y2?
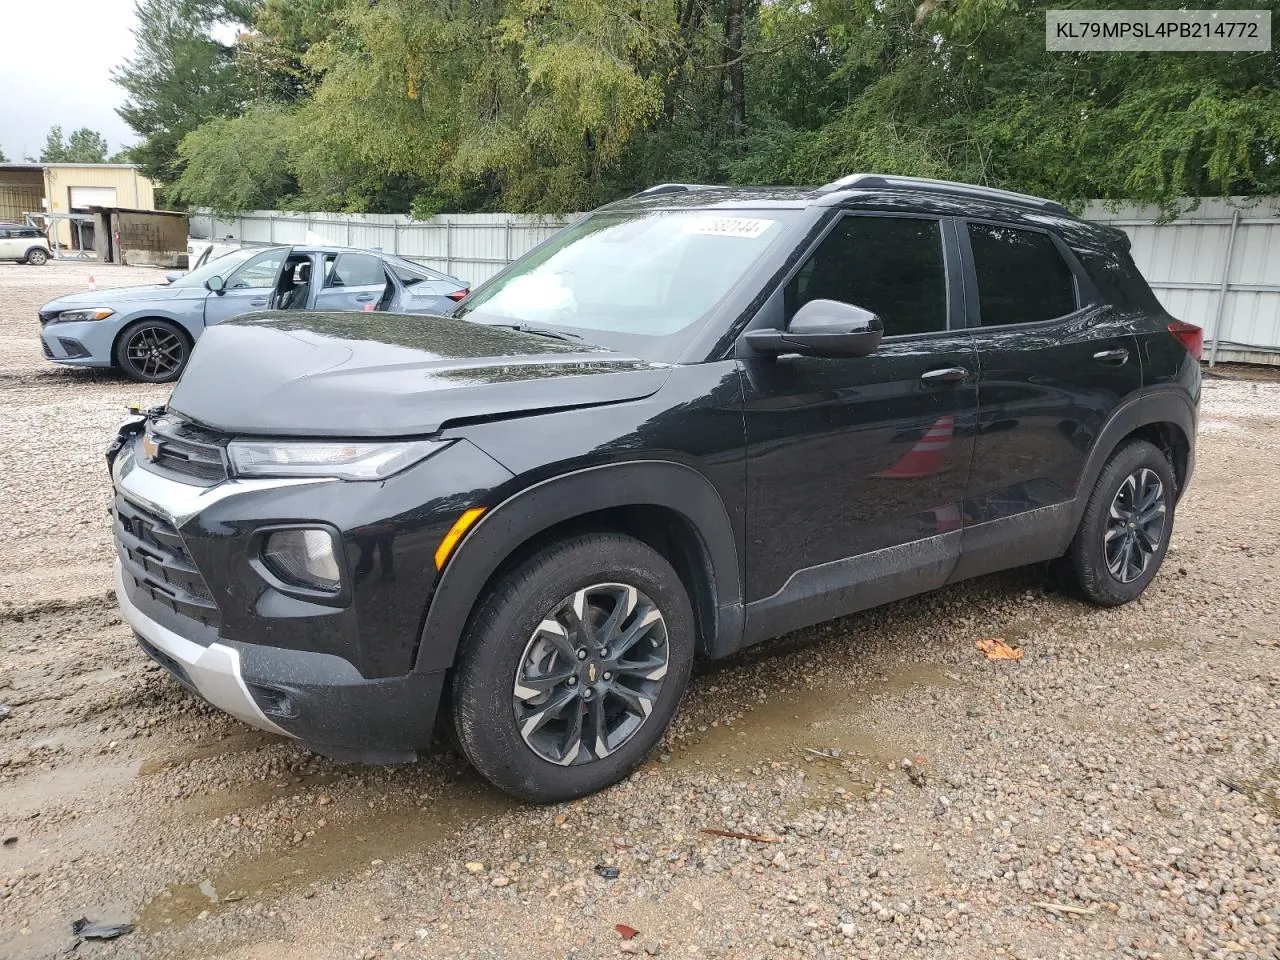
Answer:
453;533;695;803
26;248;48;265
1066;439;1176;607
115;319;190;383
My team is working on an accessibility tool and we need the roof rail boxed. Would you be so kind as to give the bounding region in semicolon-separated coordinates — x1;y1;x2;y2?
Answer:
631;183;720;198
818;173;1069;216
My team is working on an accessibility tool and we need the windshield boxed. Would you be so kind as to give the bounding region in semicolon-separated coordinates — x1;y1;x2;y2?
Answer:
458;209;796;358
170;246;285;289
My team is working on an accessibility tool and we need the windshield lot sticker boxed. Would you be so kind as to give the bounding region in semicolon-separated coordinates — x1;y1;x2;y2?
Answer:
684;217;777;239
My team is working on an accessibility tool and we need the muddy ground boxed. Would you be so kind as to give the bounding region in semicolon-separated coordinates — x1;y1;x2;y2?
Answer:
1;261;1277;960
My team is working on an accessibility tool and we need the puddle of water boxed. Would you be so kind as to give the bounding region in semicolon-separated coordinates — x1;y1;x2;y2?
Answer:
139;773;515;931
667;662;959;797
140;730;277;776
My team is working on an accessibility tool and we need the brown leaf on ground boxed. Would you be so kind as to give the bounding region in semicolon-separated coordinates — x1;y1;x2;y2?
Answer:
615;923;640;940
976;637;1024;661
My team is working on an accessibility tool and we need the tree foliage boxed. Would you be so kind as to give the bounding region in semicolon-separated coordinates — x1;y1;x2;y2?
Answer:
119;0;1280;215
40;126;111;163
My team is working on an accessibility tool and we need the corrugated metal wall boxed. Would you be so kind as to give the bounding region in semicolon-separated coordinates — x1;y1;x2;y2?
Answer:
1082;197;1280;364
190;210;577;286
196;199;1280;365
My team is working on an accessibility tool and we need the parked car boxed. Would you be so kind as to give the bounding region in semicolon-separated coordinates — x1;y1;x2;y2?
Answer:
0;223;51;265
107;175;1200;802
38;245;469;382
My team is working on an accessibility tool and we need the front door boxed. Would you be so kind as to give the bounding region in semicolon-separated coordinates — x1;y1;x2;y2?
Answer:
740;213;978;642
312;252;391;312
203;247;290;326
954;220;1142;580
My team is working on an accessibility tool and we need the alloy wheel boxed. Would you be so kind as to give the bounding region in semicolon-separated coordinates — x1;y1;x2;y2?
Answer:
1104;467;1167;583
125;325;185;380
512;583;669;766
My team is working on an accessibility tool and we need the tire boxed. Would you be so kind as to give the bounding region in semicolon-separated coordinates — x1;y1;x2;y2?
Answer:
114;319;190;383
453;533;695;802
25;248;49;265
1065;439;1176;606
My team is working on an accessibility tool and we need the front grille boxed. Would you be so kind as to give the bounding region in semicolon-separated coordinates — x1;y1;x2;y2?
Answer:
114;495;220;628
135;634;199;693
40;339;52;358
146;417;228;484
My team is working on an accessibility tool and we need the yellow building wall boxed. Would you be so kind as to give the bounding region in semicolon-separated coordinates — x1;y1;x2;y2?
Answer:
42;165;158;247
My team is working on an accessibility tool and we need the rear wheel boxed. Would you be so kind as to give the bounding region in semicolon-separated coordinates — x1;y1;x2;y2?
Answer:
452;533;695;802
114;319;190;383
26;248;48;265
1066;439;1176;606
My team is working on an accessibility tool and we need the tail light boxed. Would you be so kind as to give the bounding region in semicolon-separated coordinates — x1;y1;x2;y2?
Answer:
1167;321;1203;361
448;288;469;303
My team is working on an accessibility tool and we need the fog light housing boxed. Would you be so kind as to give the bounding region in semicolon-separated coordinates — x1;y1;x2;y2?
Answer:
262;528;341;593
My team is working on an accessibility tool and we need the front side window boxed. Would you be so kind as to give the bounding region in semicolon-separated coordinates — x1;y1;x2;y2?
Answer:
170;247;269;289
459;208;798;359
786;215;947;336
228;248;289;289
968;223;1077;326
328;253;386;287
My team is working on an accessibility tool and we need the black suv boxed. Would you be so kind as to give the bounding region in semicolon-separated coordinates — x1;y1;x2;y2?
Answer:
109;175;1199;801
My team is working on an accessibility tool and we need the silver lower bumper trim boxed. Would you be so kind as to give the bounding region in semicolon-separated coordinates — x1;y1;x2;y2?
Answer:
115;560;292;738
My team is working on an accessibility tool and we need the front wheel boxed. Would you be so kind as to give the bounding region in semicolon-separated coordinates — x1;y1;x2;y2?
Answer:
1065;439;1176;606
114;319;190;383
26;248;49;266
452;533;695;802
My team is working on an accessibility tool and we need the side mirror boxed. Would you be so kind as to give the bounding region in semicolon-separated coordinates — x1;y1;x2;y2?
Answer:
164;272;183;284
205;275;225;294
744;299;884;358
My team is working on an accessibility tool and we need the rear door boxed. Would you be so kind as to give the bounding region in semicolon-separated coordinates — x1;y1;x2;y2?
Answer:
955;219;1140;576
313;252;390;311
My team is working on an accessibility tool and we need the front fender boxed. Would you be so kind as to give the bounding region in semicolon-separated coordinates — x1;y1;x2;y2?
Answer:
413;460;744;673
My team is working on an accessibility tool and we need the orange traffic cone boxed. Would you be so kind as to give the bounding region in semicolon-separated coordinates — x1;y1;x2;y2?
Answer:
363;302;375;312
88;274;97;291
874;415;955;480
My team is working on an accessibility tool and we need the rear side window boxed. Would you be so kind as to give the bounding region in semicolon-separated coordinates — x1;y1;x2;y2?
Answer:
390;261;437;287
1067;236;1163;314
328;252;386;287
786;215;948;336
968;223;1077;326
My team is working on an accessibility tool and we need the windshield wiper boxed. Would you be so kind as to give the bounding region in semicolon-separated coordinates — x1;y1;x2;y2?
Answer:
491;323;584;343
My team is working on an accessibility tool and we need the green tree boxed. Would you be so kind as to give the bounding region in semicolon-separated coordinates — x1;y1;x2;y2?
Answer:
114;0;258;188
171;103;297;211
40;126;110;163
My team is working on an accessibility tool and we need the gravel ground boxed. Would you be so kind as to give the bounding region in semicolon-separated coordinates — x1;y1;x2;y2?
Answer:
1;262;1277;960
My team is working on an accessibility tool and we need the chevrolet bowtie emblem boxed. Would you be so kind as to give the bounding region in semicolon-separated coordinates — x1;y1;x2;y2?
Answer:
587;662;598;683
141;434;161;461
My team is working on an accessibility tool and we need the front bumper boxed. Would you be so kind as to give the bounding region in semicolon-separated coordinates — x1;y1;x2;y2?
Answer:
116;559;291;737
39;318;116;366
110;433;499;761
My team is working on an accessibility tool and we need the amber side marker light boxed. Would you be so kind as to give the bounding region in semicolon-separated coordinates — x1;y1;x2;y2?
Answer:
434;507;487;570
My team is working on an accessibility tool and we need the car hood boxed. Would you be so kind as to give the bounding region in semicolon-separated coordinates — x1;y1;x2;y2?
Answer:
44;285;185;309
168;312;673;437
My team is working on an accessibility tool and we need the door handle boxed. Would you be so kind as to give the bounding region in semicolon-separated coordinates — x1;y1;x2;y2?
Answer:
920;366;970;384
1093;347;1129;365
354;294;376;303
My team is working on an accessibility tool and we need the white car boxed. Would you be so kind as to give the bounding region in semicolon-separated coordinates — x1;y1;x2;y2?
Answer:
0;224;51;265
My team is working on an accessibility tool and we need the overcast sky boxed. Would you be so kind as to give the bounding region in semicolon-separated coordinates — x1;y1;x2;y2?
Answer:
0;0;140;161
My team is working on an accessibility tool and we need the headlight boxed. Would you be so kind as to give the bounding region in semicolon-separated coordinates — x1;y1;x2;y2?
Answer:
262;528;341;592
54;308;115;323
227;439;450;480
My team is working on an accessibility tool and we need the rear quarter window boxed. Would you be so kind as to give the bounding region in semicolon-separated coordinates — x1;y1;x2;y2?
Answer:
1067;235;1164;314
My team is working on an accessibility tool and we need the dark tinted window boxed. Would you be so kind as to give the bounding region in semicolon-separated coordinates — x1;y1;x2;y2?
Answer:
968;223;1077;326
786;216;947;336
0;229;9;239
1067;236;1163;314
328;252;386;287
390;261;436;287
